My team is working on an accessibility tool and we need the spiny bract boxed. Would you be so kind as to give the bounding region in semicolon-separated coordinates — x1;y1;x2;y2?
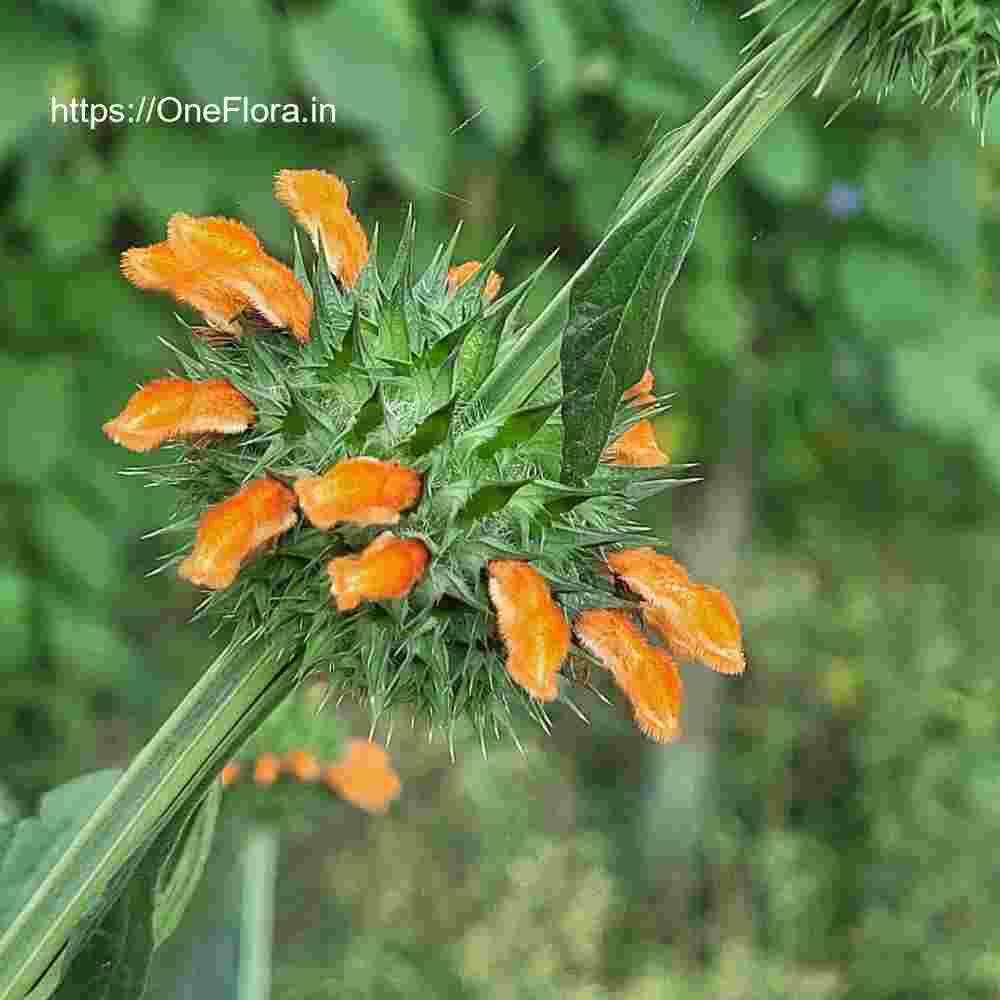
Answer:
107;169;733;749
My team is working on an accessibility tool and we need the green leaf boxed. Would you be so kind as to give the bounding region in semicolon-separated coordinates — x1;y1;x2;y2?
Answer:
351;388;385;444
456;481;531;527
374;285;412;365
309;243;346;350
422;317;473;370
447;20;530;150
405;399;456;458
454;314;503;402
326;306;359;378
515;0;578;106
475;400;561;462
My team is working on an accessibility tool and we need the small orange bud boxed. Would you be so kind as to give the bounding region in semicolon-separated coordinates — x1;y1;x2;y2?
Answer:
606;547;690;603
643;585;745;675
166;214;313;343
273;169;369;288
253;752;282;787
294;457;422;530
283;748;321;782
120;243;247;334
487;560;570;702
327;532;429;611
102;378;255;453
447;260;503;302
623;368;655;406
574;609;683;743
178;478;298;590
220;761;242;787
323;739;401;814
603;420;669;467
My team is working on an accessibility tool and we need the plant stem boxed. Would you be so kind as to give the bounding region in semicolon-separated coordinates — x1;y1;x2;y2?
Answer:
237;827;278;1000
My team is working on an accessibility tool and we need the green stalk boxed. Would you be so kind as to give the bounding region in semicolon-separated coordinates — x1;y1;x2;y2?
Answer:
0;628;302;1000
237;827;278;1000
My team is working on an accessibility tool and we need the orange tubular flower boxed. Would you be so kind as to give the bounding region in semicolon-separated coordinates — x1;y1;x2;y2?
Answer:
178;478;298;590
607;547;745;675
283;748;322;782
294;457;422;530
102;378;256;453
253;752;282;787
323;739;401;814
220;761;243;787
327;532;429;611
166;214;313;343
273;169;369;288
574;609;683;743
603;420;669;467
446;260;503;302
121;243;249;334
487;560;570;702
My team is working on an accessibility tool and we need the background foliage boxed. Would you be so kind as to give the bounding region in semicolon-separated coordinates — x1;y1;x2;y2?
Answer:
2;0;999;996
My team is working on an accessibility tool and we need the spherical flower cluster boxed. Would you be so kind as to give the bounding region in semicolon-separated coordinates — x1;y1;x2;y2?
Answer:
104;168;744;748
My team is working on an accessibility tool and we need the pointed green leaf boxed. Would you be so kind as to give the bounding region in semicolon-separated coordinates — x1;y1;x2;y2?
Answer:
309;238;346;349
326;305;358;377
475;399;560;461
455;480;530;527
422;314;477;370
374;284;412;365
387;205;416;292
350;387;385;444
405;398;456;458
292;229;311;290
453;314;502;401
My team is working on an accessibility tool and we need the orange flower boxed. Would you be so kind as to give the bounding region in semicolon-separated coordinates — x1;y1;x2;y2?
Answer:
643;587;745;675
121;242;247;334
178;478;298;590
220;760;242;787
327;532;429;611
603;420;669;466
606;547;745;675
323;739;401;814
283;748;322;782
574;609;683;743
487;560;570;702
294;457;422;530
623;368;655;406
166;214;312;343
273;169;369;288
253;752;282;787
446;260;503;302
102;378;256;453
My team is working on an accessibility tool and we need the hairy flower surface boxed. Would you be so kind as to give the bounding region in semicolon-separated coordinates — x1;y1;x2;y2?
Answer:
603;420;669;467
487;560;570;702
295;457;422;530
106;167;743;745
574;609;683;743
178;478;298;590
323;739;401;814
103;378;255;452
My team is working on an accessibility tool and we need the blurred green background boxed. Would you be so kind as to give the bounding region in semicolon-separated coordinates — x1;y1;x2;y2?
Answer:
3;0;1000;996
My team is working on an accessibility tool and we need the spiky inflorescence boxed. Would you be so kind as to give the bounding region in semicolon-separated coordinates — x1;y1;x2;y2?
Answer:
106;169;743;749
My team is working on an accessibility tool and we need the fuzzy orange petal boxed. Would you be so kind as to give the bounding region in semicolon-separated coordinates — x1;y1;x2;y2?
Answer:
327;532;429;611
606;547;690;603
178;478;298;590
623;368;655;403
446;260;503;302
253;752;282;787
102;378;196;452
574;609;683;743
323;739;401;814
220;761;242;788
487;560;570;702
294;457;422;530
185;379;257;436
167;213;313;342
643;584;745;675
274;169;369;288
284;748;322;782
603;420;669;467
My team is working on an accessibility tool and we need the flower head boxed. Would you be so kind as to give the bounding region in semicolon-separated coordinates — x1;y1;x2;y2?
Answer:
178;478;298;590
603;420;669;467
295;457;422;530
327;532;429;611
323;739;401;814
487;560;571;702
447;260;503;302
273;169;369;288
574;609;683;743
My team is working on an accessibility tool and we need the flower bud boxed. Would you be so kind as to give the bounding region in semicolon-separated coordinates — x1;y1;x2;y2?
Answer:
623;368;655;405
446;260;503;302
253;751;282;787
273;169;369;288
327;532;429;611
487;560;570;702
294;457;422;530
220;761;242;787
574;609;683;743
178;478;298;590
323;739;401;814
283;748;322;782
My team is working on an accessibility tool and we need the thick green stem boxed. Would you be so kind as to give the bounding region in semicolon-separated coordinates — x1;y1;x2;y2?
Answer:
237;827;278;1000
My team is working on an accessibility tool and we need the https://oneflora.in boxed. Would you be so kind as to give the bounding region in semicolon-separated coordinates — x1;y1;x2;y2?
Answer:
104;168;744;749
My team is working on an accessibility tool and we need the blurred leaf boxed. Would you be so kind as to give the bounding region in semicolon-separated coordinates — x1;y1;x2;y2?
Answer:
515;0;578;106
448;20;530;150
741;111;820;200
